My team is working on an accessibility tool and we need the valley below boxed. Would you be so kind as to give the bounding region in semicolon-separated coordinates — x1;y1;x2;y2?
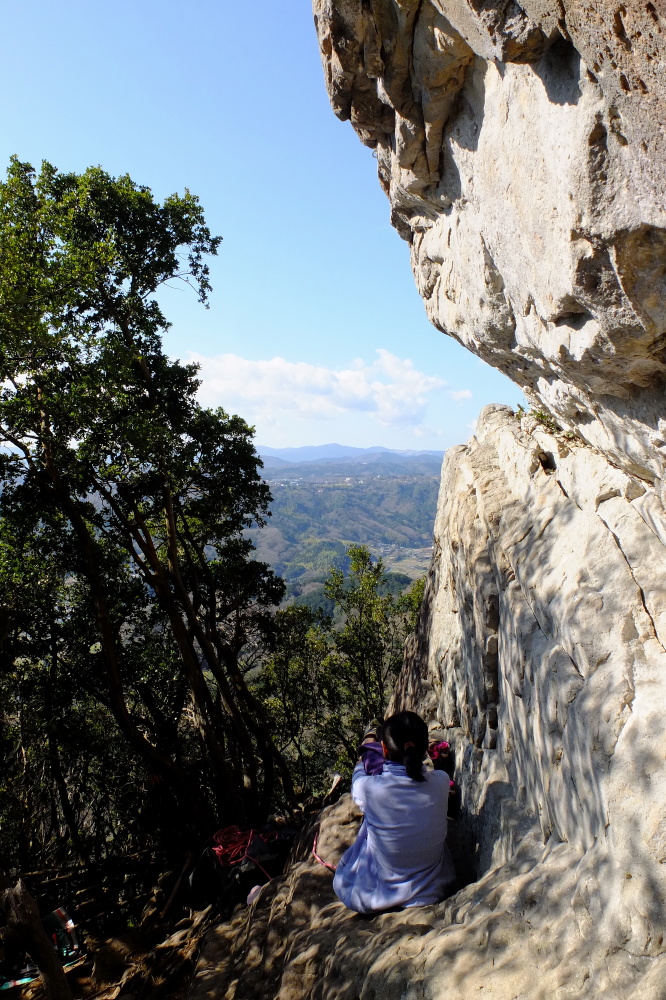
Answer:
250;450;443;603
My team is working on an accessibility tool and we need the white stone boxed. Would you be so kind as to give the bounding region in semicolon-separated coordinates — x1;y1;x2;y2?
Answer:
313;0;666;488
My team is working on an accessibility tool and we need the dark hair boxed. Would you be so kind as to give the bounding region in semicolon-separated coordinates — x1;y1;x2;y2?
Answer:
382;711;428;782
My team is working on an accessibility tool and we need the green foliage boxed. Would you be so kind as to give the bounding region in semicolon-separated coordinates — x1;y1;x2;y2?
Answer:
255;545;425;793
0;158;291;868
292;570;414;618
515;403;561;434
531;409;561;433
282;538;350;584
254;605;336;793
292;586;336;617
0;157;430;875
397;574;425;626
379;571;413;596
0;522;175;868
323;545;417;724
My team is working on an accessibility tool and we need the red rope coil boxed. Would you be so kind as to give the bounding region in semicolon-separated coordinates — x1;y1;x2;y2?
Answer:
211;824;279;883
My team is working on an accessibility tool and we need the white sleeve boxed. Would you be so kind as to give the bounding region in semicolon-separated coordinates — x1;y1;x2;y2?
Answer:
350;762;370;811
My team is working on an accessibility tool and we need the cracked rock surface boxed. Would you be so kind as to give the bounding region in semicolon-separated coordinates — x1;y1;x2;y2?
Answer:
313;0;666;490
396;406;666;990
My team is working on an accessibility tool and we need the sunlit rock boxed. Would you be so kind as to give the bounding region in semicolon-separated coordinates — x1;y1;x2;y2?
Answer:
313;0;666;491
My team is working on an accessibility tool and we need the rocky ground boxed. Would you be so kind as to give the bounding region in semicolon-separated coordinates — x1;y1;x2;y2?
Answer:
190;788;665;1000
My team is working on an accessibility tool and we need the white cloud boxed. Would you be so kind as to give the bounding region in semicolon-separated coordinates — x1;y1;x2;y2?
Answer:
188;349;447;432
449;389;472;403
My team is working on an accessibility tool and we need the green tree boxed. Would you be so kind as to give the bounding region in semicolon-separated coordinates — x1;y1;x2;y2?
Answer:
256;545;424;792
0;157;292;854
256;605;334;793
0;517;209;869
324;544;421;725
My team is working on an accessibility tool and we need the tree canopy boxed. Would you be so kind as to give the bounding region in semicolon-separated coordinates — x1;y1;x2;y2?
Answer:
0;158;291;867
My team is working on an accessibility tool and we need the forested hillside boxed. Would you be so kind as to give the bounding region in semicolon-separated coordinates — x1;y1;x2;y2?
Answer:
249;458;440;602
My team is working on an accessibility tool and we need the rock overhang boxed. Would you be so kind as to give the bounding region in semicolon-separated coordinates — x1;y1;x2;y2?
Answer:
313;0;666;492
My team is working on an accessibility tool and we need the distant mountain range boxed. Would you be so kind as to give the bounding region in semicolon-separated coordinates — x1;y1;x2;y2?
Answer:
258;443;444;464
259;453;443;479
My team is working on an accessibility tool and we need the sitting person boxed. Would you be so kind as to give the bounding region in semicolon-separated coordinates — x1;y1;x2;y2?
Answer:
333;711;456;913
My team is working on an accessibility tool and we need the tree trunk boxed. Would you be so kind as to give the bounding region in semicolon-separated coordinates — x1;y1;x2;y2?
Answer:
0;875;73;1000
47;630;89;864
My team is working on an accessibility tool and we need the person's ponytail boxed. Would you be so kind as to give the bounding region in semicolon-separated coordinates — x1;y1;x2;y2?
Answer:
403;744;426;782
382;712;429;782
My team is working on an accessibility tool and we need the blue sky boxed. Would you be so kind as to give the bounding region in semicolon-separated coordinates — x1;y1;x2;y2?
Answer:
0;0;524;449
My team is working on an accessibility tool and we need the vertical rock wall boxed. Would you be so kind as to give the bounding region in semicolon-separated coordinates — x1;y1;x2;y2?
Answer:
395;404;666;988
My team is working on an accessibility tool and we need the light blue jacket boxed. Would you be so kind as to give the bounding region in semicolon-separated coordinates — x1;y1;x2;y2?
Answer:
333;760;456;913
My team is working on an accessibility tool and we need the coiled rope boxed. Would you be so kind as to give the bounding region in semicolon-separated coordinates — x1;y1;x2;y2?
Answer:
211;824;279;883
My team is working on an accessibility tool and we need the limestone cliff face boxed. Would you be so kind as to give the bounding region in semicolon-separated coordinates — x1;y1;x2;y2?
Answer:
312;3;666;994
313;0;666;488
396;404;666;992
311;7;666;984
